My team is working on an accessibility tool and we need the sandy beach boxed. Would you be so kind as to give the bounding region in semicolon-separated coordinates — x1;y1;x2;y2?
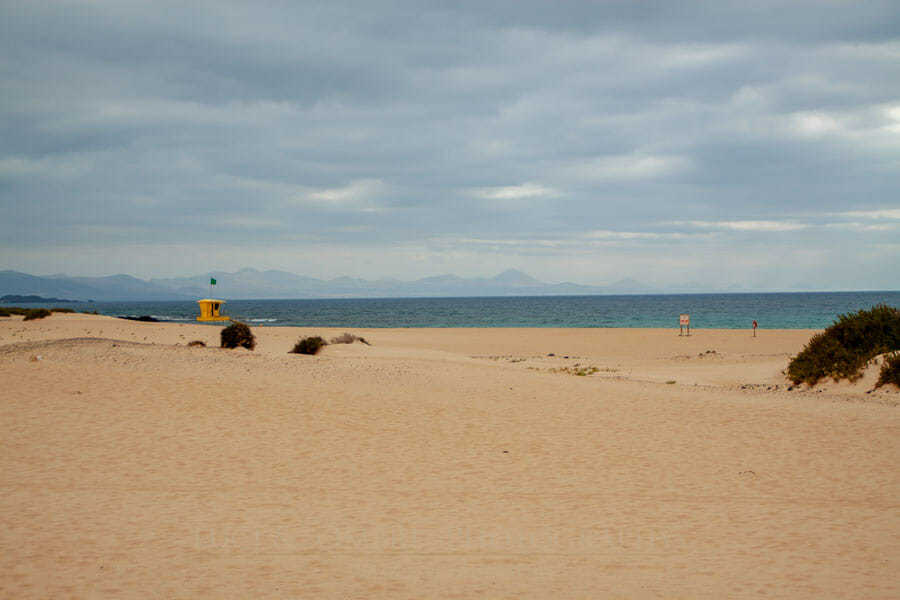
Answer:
1;313;898;598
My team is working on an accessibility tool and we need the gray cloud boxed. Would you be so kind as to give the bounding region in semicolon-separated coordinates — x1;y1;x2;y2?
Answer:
1;1;899;289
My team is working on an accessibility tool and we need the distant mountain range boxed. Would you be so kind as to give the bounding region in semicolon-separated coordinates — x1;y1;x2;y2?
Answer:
0;268;660;302
1;294;77;303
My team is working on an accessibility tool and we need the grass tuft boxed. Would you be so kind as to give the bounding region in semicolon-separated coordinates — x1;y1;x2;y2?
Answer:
187;340;207;347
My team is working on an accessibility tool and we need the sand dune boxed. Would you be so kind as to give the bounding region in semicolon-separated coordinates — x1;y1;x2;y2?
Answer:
1;313;898;598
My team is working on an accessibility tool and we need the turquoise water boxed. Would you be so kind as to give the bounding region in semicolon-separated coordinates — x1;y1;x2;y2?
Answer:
24;291;900;329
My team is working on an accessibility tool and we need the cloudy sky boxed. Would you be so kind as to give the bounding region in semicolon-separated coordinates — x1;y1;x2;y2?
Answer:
2;1;899;290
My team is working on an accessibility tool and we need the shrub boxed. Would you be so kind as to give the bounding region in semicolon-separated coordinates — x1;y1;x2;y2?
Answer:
187;340;206;347
290;336;326;355
51;307;75;313
330;332;370;345
787;304;900;385
0;306;28;315
220;321;256;350
876;353;900;389
0;308;9;317
23;308;52;321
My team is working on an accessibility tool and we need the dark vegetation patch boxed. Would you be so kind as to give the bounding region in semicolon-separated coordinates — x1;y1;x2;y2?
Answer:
290;336;327;355
0;306;29;315
23;308;52;321
787;304;900;385
220;322;256;350
0;308;9;317
187;340;207;347
330;332;370;345
51;307;76;313
119;315;159;322
548;365;601;376
876;353;900;389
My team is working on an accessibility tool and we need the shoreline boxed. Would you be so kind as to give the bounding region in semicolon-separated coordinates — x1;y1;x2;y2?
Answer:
7;289;899;330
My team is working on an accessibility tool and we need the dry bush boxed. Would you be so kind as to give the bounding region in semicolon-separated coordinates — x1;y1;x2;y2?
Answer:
23;308;52;321
330;332;370;345
290;336;326;355
187;340;207;347
220;322;256;350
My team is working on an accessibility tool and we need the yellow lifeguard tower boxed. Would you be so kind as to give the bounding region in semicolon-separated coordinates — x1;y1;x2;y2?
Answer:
196;299;230;322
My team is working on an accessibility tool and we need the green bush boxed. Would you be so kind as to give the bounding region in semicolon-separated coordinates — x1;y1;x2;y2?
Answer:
0;306;28;315
220;321;256;350
787;304;900;385
51;307;75;313
23;308;52;321
290;336;326;355
876;353;900;389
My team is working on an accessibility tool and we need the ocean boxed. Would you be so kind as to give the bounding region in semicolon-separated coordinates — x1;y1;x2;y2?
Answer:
16;291;900;329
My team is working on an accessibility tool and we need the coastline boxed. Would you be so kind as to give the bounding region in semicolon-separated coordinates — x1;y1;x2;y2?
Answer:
2;313;898;598
10;289;899;329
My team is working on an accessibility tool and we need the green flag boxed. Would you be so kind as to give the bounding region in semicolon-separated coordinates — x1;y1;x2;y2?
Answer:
210;278;217;285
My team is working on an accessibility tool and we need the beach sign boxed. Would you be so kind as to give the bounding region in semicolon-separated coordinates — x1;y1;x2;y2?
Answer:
679;313;691;336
